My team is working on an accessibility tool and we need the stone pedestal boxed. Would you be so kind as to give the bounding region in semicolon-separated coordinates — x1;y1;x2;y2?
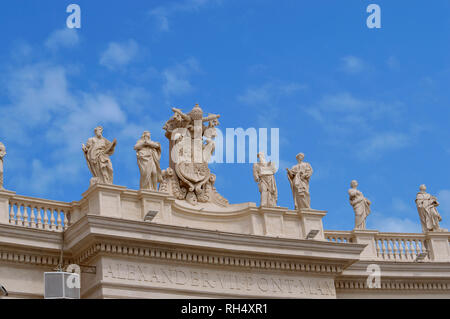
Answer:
138;189;173;223
81;184;128;219
0;189;15;224
298;209;327;241
351;229;379;260
259;206;287;237
426;232;450;262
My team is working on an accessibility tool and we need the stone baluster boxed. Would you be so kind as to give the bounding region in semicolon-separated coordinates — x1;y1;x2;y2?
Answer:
9;202;15;224
392;239;399;260
21;204;27;227
43;208;49;229
49;209;55;230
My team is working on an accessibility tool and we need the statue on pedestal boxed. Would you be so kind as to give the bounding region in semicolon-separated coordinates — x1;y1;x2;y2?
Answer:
134;131;162;191
160;104;228;207
348;180;371;230
253;152;278;207
82;126;117;186
415;184;446;232
0;142;6;189
286;153;313;210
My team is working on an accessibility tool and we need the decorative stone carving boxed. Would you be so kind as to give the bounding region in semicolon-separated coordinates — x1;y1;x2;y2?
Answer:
253;152;278;207
415;184;447;232
134;131;162;191
160;104;228;206
82;126;117;186
0;142;5;189
348;180;371;230
286;153;313;210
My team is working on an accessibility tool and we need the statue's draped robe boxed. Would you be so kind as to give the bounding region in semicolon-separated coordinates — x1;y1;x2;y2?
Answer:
349;188;371;230
135;139;162;190
253;162;278;207
416;192;442;232
84;137;114;184
287;162;313;209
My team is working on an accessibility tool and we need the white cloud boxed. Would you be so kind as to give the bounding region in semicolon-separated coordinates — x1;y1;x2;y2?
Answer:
0;59;130;194
162;58;200;97
340;56;366;74
357;132;410;159
238;82;307;106
368;213;421;233
305;92;409;158
392;198;409;213
45;28;80;51
387;56;399;69
149;0;219;32
99;39;139;70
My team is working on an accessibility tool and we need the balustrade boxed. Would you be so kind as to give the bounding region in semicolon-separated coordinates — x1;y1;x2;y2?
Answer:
8;196;71;231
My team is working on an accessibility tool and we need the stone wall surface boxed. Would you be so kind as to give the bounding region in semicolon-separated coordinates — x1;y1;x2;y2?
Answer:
0;186;449;299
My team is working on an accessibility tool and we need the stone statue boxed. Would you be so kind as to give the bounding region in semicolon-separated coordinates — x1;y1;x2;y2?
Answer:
0;142;6;189
134;131;162;191
286;153;313;210
82;126;117;186
253;152;278;207
415;184;446;232
348;180;371;230
160;104;228;207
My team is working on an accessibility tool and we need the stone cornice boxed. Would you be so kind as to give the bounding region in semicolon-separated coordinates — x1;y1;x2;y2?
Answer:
0;223;63;250
340;260;450;279
65;215;365;262
73;240;349;275
335;278;450;291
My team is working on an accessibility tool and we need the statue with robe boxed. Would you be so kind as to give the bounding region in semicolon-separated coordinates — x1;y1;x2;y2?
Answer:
134;131;162;191
82;126;117;185
0;142;6;189
415;184;446;232
348;180;371;230
286;153;313;210
253;152;278;207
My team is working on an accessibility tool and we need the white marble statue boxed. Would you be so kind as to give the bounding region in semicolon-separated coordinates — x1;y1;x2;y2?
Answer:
286;153;313;210
82;126;117;186
161;104;228;206
134;131;162;191
253;152;278;207
348;180;371;230
0;142;6;189
415;184;446;232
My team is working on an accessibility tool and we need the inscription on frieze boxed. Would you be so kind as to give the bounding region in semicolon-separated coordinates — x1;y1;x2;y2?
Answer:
102;259;336;298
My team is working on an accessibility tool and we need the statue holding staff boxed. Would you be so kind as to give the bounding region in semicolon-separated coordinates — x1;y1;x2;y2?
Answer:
134;131;162;191
82;126;117;185
286;153;313;210
253;152;278;207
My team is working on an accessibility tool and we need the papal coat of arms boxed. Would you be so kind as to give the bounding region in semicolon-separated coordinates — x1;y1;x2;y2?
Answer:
159;104;228;207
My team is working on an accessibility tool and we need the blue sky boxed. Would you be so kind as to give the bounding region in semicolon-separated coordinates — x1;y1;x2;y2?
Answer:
1;0;450;232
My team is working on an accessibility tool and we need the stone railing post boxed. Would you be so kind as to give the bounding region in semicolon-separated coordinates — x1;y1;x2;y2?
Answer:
351;229;379;260
298;208;327;240
425;232;450;262
0;189;15;224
